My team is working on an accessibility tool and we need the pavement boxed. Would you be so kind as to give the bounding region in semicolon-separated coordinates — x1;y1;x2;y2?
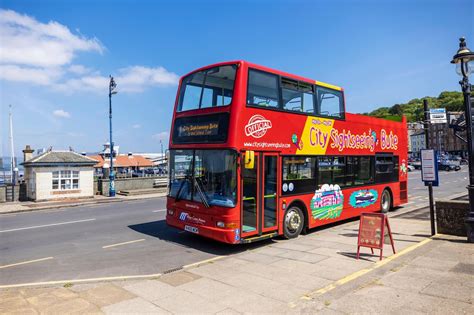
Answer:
1;203;473;314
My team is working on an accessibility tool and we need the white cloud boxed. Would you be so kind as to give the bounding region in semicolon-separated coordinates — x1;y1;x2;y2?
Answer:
116;66;179;92
0;9;103;67
68;64;93;75
55;66;179;94
53;109;71;118
0;65;62;85
0;9;179;94
132;124;141;129
152;132;169;142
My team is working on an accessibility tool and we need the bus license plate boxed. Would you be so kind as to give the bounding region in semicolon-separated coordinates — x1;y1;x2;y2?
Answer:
184;225;199;234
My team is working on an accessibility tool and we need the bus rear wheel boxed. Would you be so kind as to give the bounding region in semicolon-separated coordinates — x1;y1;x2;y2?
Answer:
381;189;391;213
284;206;304;239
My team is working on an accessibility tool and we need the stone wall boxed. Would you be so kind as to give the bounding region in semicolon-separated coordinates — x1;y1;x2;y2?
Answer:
435;200;470;236
0;185;21;202
0;186;5;203
97;176;167;196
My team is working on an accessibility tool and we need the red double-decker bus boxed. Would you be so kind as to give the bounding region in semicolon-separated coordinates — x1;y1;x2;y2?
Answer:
166;61;408;244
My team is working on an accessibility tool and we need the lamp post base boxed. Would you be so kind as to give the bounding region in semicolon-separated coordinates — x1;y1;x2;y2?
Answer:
466;184;474;243
109;173;116;197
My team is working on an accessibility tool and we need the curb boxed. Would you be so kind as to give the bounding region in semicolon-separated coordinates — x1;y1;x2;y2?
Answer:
390;191;468;218
0;194;167;215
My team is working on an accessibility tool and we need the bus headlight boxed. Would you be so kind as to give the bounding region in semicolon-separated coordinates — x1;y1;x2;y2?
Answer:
168;209;174;216
216;221;238;229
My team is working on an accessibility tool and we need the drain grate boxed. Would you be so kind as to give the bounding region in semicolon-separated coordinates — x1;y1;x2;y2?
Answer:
162;266;183;274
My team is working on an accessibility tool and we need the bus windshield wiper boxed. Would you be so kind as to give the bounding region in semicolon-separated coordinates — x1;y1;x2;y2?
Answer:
194;177;210;208
175;175;191;202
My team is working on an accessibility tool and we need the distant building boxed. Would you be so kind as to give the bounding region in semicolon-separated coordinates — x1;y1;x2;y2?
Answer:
139;153;168;167
407;122;423;154
88;144;153;175
428;111;467;156
410;130;426;157
21;145;97;201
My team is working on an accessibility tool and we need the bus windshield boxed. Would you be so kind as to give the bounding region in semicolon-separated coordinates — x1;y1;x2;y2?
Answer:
177;65;237;112
169;149;237;207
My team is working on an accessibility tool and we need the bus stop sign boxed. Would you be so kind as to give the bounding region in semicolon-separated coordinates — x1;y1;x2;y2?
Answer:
421;149;439;187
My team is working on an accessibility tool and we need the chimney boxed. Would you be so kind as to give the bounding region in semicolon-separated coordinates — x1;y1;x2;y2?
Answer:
23;145;34;162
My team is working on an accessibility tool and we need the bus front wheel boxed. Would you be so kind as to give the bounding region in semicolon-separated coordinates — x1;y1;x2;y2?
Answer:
381;189;391;213
284;206;304;239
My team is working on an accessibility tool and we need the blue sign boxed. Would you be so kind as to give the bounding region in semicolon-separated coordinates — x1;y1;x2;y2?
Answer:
421;149;439;187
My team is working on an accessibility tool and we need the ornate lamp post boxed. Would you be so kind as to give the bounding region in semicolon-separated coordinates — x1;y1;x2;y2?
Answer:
451;37;474;242
108;76;118;197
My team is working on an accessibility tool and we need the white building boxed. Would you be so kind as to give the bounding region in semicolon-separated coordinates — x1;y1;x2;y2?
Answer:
22;146;97;201
410;130;426;157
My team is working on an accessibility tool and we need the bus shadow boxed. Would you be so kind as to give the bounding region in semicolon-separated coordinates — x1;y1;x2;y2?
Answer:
128;220;274;255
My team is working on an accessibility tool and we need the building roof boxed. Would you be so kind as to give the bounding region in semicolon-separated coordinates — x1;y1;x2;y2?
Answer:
22;151;98;166
89;154;153;168
410;130;425;137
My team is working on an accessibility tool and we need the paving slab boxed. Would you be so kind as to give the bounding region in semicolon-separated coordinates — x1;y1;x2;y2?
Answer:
79;283;136;307
158;271;201;287
151;289;227;314
123;280;180;301
102;297;170;314
42;297;101;314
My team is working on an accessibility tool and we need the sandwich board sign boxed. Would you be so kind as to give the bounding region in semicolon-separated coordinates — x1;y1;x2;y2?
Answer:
421;149;439;187
429;108;447;124
356;213;395;261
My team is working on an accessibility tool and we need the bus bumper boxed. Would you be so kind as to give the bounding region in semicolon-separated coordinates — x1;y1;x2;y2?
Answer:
166;214;240;244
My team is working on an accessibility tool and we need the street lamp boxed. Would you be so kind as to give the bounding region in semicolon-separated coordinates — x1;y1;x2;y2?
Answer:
108;76;118;197
451;37;474;242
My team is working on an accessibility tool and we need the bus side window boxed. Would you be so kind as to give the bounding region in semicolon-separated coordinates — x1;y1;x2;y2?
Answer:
247;69;280;108
316;86;344;118
375;155;399;183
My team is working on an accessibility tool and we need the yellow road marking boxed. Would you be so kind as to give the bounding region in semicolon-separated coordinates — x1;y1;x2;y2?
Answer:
0;257;54;270
102;239;145;249
0;273;163;289
310;238;433;297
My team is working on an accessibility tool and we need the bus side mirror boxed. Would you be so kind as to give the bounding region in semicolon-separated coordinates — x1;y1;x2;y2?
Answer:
244;151;255;169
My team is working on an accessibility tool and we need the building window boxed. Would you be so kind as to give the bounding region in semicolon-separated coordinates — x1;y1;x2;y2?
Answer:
52;170;80;190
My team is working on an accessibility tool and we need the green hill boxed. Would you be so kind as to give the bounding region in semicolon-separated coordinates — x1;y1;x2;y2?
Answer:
363;91;465;122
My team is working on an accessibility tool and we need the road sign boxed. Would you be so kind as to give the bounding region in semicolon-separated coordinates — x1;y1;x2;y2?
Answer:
421;149;439;186
429;108;447;124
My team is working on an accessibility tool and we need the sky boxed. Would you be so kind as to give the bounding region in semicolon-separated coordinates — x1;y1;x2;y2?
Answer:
0;0;473;158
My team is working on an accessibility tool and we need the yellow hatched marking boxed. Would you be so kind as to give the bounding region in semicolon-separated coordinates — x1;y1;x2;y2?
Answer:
315;81;342;91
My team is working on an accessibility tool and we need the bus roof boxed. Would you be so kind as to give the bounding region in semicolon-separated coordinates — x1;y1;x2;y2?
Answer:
180;60;344;91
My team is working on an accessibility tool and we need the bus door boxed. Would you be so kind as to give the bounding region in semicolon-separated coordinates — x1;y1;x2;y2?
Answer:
241;152;279;238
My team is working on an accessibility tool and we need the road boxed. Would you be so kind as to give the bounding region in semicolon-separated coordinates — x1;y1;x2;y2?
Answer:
406;165;469;208
0;167;469;286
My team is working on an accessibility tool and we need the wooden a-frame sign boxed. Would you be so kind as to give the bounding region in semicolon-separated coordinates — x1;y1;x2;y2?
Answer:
357;213;395;261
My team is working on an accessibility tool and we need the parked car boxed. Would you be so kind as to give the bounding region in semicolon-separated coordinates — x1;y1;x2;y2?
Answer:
438;160;461;171
407;164;416;172
410;161;422;170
